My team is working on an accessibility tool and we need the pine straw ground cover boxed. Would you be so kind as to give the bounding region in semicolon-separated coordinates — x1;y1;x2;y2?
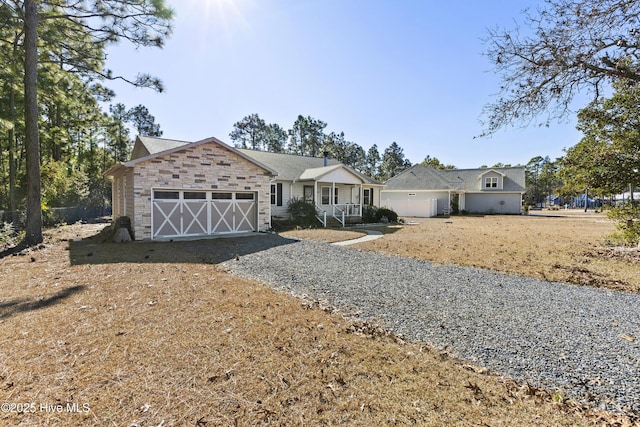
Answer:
0;219;637;426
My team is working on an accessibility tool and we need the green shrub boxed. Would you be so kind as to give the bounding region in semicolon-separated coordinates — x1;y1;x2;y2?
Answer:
362;205;378;223
362;206;399;223
376;207;398;223
0;222;20;246
607;203;640;246
287;197;317;227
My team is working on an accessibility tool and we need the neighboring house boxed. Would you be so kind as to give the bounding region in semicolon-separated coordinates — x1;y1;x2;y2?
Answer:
237;149;383;226
104;136;277;240
381;165;526;216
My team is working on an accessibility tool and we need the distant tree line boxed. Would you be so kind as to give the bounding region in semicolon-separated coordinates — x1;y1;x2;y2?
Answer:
0;86;163;222
229;113;414;182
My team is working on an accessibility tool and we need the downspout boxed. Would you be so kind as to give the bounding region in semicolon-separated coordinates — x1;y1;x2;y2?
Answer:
122;174;126;217
290;178;297;220
268;176;277;230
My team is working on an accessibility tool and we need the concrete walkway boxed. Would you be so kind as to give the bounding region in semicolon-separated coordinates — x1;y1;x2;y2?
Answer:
332;229;383;246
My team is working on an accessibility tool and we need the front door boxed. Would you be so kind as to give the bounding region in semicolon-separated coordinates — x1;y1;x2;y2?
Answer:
303;185;314;204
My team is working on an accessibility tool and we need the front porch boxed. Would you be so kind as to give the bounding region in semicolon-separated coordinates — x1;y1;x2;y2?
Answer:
314;203;363;227
306;181;377;227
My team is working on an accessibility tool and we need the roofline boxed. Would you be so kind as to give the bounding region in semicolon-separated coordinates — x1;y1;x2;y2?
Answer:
440;166;525;172
302;163;382;184
477;168;506;177
238;147;382;185
122;136;278;176
306;163;383;185
137;134;193;147
103;163;129;177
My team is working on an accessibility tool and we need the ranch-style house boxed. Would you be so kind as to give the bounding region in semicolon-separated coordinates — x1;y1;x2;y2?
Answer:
104;136;383;240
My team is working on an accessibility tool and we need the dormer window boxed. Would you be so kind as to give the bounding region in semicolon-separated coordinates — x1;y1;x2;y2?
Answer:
485;177;498;188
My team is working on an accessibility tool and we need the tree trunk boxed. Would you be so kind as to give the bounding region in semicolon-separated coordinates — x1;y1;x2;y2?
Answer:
53;103;62;161
584;188;588;212
23;0;42;245
8;87;17;224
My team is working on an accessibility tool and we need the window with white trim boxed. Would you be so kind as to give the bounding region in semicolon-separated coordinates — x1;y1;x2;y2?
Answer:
485;177;498;188
270;183;283;206
321;187;338;204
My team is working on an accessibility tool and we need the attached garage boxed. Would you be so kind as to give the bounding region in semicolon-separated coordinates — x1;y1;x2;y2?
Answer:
105;136;276;240
380;191;439;217
152;190;258;239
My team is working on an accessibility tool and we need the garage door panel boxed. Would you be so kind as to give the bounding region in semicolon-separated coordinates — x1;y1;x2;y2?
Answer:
153;200;181;238
183;200;208;235
211;200;234;233
235;200;256;232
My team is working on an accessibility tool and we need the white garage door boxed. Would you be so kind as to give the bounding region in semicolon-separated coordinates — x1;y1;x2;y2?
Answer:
381;192;438;217
152;190;257;239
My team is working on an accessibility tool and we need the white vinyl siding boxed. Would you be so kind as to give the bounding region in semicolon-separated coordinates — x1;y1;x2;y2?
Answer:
465;193;522;214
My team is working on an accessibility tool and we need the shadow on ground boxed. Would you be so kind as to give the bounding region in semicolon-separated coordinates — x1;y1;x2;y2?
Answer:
0;285;86;321
69;233;297;266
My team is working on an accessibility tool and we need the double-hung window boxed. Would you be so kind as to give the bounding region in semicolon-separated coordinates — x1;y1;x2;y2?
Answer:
321;187;338;205
363;189;371;206
485;177;498;188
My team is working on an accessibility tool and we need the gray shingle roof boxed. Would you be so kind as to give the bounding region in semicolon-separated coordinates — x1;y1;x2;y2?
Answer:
238;149;382;185
385;165;525;192
440;167;525;192
132;136;191;160
384;165;458;190
237;149;340;181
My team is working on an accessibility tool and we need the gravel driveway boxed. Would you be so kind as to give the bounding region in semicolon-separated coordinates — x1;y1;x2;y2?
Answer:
222;236;640;416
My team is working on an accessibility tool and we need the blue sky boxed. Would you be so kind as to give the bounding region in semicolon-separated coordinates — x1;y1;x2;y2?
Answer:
105;0;584;169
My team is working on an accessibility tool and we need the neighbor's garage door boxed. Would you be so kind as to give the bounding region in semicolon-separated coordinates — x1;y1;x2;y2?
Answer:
152;190;257;239
381;191;438;217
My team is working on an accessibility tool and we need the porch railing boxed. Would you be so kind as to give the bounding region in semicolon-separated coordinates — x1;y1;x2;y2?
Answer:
332;203;361;218
332;203;362;227
315;204;362;228
315;205;327;228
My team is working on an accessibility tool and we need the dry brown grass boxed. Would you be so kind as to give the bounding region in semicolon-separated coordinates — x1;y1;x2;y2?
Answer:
0;219;637;426
294;210;639;294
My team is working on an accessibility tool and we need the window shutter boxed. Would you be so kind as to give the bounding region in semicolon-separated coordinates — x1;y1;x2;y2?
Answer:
277;183;283;206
